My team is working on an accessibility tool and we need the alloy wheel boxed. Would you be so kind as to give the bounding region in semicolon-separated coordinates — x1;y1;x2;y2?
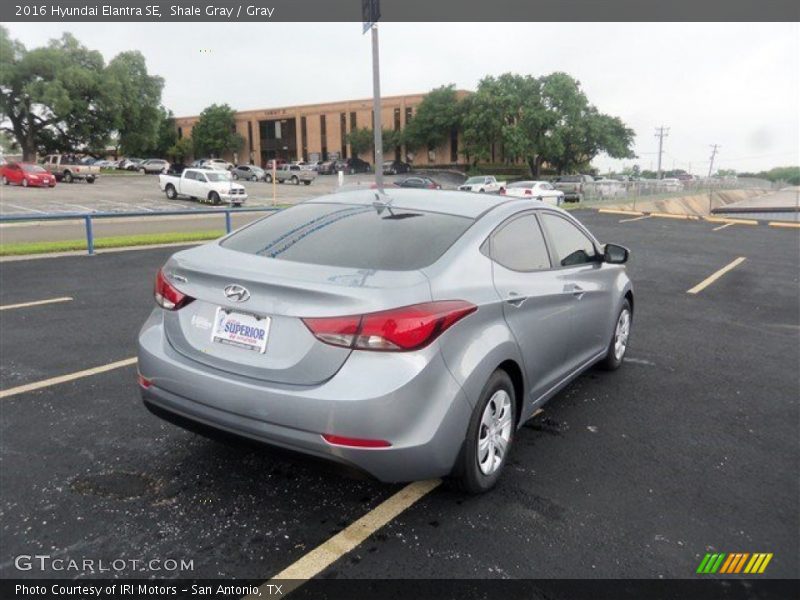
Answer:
477;390;513;475
614;309;631;361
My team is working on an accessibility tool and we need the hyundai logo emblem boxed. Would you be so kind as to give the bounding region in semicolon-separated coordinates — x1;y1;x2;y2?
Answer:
224;284;250;302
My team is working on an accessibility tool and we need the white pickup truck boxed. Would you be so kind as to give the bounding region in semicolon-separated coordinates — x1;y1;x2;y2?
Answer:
458;175;506;193
159;168;247;206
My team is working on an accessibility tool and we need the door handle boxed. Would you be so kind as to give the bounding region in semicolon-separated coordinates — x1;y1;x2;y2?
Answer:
564;284;586;299
506;292;528;307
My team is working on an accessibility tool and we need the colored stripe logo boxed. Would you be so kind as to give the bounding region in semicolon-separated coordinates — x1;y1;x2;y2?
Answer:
696;552;773;574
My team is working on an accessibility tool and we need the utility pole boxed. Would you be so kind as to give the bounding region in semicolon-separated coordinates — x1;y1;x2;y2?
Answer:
708;144;720;178
655;126;669;180
363;0;383;189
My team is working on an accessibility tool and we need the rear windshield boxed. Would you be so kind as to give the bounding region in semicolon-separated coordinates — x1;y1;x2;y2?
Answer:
221;203;473;270
508;181;534;188
558;176;581;182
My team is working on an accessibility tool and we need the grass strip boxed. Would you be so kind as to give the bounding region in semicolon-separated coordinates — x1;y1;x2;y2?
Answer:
0;230;225;256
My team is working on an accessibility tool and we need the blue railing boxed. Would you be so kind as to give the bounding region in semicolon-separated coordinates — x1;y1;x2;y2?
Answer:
0;207;282;255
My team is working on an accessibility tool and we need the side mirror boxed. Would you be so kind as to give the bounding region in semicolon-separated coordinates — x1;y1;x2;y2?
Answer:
604;243;629;264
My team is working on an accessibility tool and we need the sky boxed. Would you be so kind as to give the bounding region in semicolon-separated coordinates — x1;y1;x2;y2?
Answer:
6;22;799;174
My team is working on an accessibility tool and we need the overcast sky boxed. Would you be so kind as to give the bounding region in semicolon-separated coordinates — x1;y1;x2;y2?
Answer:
7;22;799;174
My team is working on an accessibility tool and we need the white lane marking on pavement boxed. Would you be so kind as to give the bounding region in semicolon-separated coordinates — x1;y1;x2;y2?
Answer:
0;296;73;311
248;479;441;597
0;357;137;400
625;357;656;366
619;215;652;223
712;222;735;231
4;203;46;214
687;257;747;295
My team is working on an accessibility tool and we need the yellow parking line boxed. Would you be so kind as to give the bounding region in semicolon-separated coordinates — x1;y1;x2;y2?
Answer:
0;357;138;400
704;216;758;225
712;222;735;231
0;296;73;311
650;212;702;220
769;221;800;229
598;209;643;216
620;215;652;223
687;257;747;295
248;479;441;597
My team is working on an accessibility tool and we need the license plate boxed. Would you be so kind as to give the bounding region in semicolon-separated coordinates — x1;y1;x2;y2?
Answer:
212;307;270;353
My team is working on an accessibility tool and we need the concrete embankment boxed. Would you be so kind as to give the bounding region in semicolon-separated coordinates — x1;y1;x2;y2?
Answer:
604;188;769;216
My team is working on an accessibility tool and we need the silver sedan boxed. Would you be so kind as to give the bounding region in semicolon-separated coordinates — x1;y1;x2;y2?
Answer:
137;190;633;493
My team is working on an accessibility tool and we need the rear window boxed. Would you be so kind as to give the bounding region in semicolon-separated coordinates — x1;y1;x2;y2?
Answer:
221;203;473;271
558;176;581;182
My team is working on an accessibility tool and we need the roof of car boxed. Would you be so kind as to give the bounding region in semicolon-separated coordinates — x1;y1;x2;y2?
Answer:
308;188;514;219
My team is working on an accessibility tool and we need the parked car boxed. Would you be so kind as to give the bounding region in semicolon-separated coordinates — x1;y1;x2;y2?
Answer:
383;160;412;175
123;158;145;171
458;175;506;193
231;164;266;181
658;178;684;192
159;167;247;205
42;154;100;183
500;181;564;206
305;161;324;172
344;157;372;174
1;162;57;187
266;164;316;185
139;159;170;175
552;174;595;202
204;158;233;171
138;190;633;493
393;176;441;189
318;160;345;175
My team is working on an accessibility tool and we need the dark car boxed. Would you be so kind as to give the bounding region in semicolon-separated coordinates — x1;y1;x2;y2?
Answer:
344;157;372;174
394;176;441;190
383;160;412;175
317;160;339;175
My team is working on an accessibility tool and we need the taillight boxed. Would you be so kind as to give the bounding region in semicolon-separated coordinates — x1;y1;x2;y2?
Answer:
322;434;391;448
525;189;532;195
499;188;506;195
137;373;152;388
302;301;476;352
154;268;193;310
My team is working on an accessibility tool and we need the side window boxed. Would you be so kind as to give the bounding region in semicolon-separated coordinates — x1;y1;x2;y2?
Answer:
184;171;196;181
540;213;597;267
489;214;551;272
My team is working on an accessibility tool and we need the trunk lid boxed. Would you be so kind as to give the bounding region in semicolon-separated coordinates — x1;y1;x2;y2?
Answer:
162;243;431;385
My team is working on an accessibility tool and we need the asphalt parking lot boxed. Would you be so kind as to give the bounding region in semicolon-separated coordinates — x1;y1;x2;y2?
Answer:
0;210;797;583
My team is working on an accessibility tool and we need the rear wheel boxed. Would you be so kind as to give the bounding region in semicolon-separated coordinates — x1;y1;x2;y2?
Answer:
291;175;299;185
303;180;311;185
600;299;632;371
451;370;516;494
140;168;146;175
232;173;239;180
265;174;273;183
86;176;95;184
1;176;7;185
63;171;74;183
165;184;177;200
22;178;28;187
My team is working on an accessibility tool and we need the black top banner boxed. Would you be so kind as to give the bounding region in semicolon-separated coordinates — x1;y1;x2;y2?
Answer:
3;0;799;22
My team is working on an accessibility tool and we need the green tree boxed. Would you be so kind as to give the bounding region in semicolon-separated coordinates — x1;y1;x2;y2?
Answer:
0;27;118;160
150;108;178;157
403;84;462;152
167;136;193;162
106;50;164;157
191;103;243;158
346;127;374;157
381;128;402;155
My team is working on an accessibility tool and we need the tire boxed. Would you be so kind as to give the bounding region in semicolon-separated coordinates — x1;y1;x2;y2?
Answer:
22;178;28;188
209;192;221;206
303;180;311;185
600;299;632;371
291;175;299;185
250;175;257;182
232;173;239;180
165;184;177;200
1;176;7;185
140;168;146;175
451;369;517;494
349;168;355;175
86;176;95;184
478;188;485;193
265;174;272;183
63;171;74;184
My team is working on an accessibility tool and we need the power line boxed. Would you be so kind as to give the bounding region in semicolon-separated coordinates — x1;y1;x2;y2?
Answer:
708;144;720;177
655;126;670;180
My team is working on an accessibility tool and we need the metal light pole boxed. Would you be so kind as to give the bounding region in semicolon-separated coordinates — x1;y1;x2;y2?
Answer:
370;24;383;190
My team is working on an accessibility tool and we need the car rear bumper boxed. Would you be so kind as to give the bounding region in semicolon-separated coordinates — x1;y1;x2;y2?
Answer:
137;310;472;482
220;193;247;203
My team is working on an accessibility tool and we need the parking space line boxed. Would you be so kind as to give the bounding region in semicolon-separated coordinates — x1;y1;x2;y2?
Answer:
249;479;441;596
619;215;652;223
687;257;747;295
0;357;137;399
0;296;73;311
4;203;47;214
598;209;643;216
712;222;735;231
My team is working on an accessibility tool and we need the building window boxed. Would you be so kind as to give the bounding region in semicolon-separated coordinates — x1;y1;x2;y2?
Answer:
393;108;401;131
320;115;327;160
405;107;413;125
301;116;308;162
177;127;183;139
350;112;357;131
340;113;347;159
450;127;458;163
247;122;253;153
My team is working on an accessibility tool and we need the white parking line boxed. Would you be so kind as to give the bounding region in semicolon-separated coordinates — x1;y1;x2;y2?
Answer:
0;296;73;311
248;479;441;597
687;257;747;294
619;215;652;223
4;203;47;214
712;222;735;231
0;357;137;400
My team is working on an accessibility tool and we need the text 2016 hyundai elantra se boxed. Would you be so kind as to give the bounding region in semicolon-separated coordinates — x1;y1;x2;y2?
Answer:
137;190;633;493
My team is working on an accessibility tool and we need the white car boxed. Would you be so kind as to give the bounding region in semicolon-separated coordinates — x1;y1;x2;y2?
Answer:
195;158;233;171
658;178;684;192
501;181;565;205
458;175;507;193
159;168;247;205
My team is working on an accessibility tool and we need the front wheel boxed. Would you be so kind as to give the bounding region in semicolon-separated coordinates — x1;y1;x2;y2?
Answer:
600;299;632;371
63;171;74;184
209;192;221;205
140;168;146;175
232;173;239;180
291;175;299;185
86;176;95;184
451;370;516;494
22;178;29;188
1;176;7;185
303;180;311;185
265;174;272;183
